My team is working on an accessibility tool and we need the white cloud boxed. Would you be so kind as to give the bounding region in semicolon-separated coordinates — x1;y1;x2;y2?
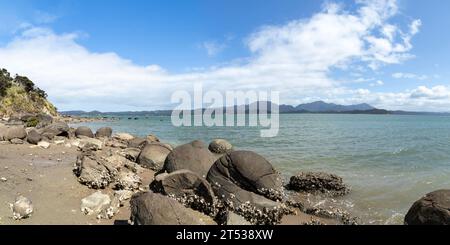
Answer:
201;41;227;57
370;80;384;87
0;0;429;111
392;72;428;80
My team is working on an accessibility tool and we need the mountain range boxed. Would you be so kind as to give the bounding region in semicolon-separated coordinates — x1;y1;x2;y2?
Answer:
61;101;390;116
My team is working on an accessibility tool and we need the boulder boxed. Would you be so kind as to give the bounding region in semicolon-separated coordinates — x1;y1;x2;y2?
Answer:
35;114;53;129
74;153;114;189
288;172;349;196
121;148;141;162
128;137;148;149
150;170;216;214
207;151;284;201
138;143;172;171
95;127;113;138
78;137;103;151
4;126;27;141
80;191;111;216
405;189;450;225
130;192;216;225
40;122;69;139
11;196;34;220
75;126;94;138
26;129;42;144
209;139;233;154
163;140;216;177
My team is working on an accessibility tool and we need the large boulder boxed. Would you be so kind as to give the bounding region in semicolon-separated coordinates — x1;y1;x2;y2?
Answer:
288;172;349;196
75;126;94;138
113;133;135;142
95;127;113;138
26;129;42;145
207;151;284;201
4;126;27;141
40;122;69;139
163;140;216;177
405;190;450;225
80;191;111;216
150;170;216;214
209;139;233;154
130;192;216;225
138;143;172;171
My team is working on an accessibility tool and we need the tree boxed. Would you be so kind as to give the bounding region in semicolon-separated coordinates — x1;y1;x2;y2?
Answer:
0;68;13;97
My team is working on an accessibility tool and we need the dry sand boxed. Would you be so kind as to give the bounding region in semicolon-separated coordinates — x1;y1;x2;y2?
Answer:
0;144;154;225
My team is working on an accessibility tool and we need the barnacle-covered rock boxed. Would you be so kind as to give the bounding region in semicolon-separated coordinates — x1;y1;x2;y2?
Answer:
11;196;34;220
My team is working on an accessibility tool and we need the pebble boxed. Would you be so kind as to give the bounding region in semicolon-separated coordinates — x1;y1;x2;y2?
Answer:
1;177;7;182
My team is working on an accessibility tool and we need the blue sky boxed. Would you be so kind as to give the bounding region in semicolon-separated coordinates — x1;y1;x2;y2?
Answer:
1;0;450;111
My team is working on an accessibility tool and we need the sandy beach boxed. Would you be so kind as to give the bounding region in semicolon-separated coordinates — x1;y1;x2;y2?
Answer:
0;143;155;225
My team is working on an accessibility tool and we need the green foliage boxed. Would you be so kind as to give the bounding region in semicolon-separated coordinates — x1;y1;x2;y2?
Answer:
0;68;13;97
0;68;57;116
26;117;40;127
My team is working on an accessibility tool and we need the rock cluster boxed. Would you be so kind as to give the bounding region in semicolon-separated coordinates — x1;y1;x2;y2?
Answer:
287;172;350;196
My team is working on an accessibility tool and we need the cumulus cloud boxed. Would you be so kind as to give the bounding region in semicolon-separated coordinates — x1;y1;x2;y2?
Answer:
0;0;430;111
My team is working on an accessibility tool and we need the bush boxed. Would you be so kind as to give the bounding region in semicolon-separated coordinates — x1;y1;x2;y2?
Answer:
26;117;40;127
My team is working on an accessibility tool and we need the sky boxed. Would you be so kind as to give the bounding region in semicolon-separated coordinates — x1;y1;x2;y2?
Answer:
0;0;450;112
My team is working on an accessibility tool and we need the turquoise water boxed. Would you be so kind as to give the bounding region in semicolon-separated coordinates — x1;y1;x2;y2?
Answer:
74;114;450;224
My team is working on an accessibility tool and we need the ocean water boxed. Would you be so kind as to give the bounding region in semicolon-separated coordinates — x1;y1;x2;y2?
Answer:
73;114;450;224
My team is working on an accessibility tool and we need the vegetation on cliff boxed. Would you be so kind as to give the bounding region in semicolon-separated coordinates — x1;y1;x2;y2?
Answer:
0;68;57;117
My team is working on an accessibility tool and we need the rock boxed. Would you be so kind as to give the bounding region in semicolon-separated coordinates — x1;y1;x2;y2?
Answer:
11;196;33;220
150;170;216;214
121;148;141;162
146;134;160;143
163;140;216;177
37;141;51;149
288;172;349;196
226;211;251;225
40;122;69;139
4;126;27;141
0;123;7;140
75;126;94;138
80;191;111;216
105;139;128;149
207;151;284;201
405;189;450;225
26;129;42;144
10;138;24;144
113;171;142;191
78;137;103;151
113;133;135;142
114;190;134;203
95;127;113;138
209;139;233;154
1;177;7;182
35;114;53;129
130;192;216;225
138;143;172;171
128;137;148;149
74;153;114;189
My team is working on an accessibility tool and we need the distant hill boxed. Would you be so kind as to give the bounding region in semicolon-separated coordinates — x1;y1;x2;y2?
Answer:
0;68;57;117
295;101;374;112
61;101;390;116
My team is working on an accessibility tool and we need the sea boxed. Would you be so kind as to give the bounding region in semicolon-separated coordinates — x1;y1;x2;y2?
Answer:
72;114;450;225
